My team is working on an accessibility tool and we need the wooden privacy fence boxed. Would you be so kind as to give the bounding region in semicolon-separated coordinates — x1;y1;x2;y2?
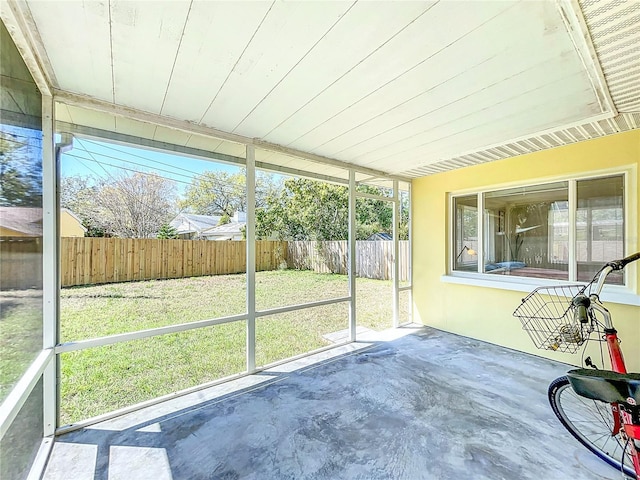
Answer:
0;237;43;290
287;240;409;281
55;238;406;287
61;238;287;287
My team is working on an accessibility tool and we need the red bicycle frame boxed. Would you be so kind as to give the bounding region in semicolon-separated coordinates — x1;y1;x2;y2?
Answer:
606;330;627;375
601;321;640;475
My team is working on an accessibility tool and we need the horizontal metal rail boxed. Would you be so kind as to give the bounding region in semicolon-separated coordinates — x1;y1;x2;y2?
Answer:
55;296;355;354
0;349;54;438
55;314;247;354
256;296;351;318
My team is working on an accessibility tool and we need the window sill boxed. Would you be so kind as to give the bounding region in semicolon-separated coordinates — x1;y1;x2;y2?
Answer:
441;273;640;306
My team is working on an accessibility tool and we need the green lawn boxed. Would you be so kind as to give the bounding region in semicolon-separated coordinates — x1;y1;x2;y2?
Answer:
59;270;407;425
0;290;42;402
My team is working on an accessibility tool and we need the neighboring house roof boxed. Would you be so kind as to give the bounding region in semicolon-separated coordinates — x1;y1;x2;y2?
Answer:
366;232;393;241
201;221;246;240
169;213;221;236
0;207;43;236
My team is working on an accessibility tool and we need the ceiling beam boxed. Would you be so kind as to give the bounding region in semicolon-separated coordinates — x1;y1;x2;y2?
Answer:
54;89;250;145
57;120;351;186
54;89;412;183
252;139;410;182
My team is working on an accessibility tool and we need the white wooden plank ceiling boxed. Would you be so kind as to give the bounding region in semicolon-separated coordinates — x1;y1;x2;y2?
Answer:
6;0;639;178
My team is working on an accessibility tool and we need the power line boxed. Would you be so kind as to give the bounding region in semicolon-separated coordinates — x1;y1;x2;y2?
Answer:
72;156;107;179
69;139;248;193
63;153;192;187
79;138;210;178
64;153;249;200
73;140;196;182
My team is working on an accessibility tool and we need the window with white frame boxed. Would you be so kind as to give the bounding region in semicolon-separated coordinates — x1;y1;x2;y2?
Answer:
451;174;625;285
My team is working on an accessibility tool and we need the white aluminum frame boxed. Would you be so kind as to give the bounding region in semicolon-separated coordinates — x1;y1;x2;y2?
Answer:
0;95;57;462
246;145;257;373
42;95;57;437
0;9;60;477
400;184;413;325
47;131;412;432
0;350;52;439
0;8;415;478
349;171;357;341
0;124;414;464
57;121;353;187
353;183;407;329
392;180;400;328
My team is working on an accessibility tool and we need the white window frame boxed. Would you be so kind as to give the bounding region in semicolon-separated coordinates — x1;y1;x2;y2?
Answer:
444;166;638;306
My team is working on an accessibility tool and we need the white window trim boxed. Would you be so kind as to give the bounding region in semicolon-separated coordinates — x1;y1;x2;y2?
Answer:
441;273;639;306
445;165;638;304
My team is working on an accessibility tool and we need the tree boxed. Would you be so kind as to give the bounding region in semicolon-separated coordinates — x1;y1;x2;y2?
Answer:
256;178;349;241
95;172;177;238
355;185;394;239
256;179;409;241
0;129;42;206
157;223;179;239
60;175;93;211
180;170;244;216
60;175;102;234
60;172;178;238
180;169;280;216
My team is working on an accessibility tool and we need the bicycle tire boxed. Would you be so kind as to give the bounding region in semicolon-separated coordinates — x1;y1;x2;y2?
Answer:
548;376;638;479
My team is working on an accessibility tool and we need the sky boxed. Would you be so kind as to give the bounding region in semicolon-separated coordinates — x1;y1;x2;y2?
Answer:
60;137;243;195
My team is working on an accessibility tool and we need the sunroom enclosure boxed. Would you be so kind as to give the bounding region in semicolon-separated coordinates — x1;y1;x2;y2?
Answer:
0;23;412;479
3;0;640;477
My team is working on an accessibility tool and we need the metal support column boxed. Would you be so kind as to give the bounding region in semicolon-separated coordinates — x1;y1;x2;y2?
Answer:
42;95;57;437
246;145;256;372
408;184;413;324
392;180;400;328
348;171;356;341
568;180;577;281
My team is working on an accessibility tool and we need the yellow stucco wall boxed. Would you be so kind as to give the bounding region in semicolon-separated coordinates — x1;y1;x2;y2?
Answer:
60;210;86;237
412;130;640;372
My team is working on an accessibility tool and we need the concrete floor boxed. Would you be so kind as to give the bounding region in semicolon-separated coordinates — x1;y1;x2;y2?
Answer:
43;326;622;480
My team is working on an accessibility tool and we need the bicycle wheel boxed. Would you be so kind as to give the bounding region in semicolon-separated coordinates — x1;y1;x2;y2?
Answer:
548;376;638;479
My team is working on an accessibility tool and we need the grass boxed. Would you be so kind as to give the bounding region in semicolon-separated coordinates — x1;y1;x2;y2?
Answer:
59;270;407;425
0;290;43;402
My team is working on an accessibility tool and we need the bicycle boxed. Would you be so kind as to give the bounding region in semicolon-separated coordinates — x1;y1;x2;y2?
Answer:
513;252;640;479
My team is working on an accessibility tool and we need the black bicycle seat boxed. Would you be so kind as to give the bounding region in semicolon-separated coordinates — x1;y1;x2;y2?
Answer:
567;369;640;406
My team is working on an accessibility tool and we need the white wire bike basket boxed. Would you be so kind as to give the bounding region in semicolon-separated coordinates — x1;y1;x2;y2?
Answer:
513;285;588;354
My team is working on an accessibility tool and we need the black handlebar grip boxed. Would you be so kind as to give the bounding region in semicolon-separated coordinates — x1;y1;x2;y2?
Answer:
575;305;588;324
572;295;590;324
608;251;640;271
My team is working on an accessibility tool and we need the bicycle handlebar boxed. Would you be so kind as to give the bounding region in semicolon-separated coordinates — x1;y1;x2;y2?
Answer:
591;252;640;298
606;251;640;271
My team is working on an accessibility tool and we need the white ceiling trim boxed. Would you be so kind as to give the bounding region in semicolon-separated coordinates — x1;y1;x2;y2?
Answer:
0;0;53;96
405;112;640;176
557;0;617;116
406;0;639;178
54;89;251;145
380;109;615;174
53;89;410;183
